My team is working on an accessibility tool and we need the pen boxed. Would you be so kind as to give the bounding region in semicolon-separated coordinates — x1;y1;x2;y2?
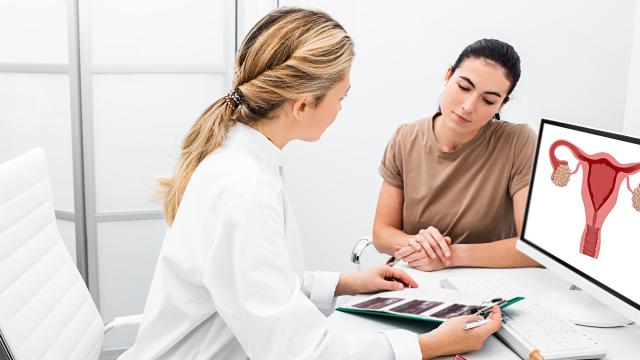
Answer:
463;318;492;330
386;256;400;267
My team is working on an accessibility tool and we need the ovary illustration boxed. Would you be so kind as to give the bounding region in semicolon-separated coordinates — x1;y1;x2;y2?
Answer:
549;140;640;259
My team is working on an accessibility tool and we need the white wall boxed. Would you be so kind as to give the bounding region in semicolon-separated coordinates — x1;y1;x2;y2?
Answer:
280;0;638;274
625;0;640;137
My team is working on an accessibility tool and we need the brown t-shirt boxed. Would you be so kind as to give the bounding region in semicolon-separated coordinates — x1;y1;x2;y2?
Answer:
379;113;537;244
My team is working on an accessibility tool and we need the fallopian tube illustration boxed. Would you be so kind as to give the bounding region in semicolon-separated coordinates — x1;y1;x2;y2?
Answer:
549;140;640;258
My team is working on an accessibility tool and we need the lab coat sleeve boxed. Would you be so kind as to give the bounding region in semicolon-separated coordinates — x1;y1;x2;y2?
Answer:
203;192;422;360
302;270;339;316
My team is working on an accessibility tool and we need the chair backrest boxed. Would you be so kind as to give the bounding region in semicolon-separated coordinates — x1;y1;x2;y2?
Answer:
0;149;104;360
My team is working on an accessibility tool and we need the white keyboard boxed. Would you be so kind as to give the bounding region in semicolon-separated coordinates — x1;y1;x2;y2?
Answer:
441;275;607;360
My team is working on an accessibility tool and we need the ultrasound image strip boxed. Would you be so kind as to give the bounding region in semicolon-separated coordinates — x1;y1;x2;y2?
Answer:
430;304;483;319
352;297;404;310
388;300;444;315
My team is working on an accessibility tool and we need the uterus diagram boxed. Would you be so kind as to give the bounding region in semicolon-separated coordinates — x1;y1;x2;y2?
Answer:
549;140;640;259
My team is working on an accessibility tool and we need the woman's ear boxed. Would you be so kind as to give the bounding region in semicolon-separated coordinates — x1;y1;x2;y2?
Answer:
444;66;454;83
291;98;312;122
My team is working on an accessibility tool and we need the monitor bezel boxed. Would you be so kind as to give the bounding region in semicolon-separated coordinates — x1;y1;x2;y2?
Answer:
519;118;640;319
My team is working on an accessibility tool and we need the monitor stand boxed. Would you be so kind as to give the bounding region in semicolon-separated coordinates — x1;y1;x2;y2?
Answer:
546;286;631;328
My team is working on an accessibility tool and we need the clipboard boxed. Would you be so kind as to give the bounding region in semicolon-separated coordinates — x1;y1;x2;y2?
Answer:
336;288;524;324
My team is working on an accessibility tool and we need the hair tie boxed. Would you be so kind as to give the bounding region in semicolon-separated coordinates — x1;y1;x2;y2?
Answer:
224;88;243;109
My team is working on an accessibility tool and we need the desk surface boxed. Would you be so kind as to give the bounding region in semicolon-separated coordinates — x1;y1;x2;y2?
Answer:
327;265;639;360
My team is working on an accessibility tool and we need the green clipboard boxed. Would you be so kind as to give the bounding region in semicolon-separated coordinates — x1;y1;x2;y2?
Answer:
336;296;525;324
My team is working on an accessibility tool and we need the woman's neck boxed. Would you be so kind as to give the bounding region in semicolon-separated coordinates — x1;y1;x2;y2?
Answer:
432;114;480;152
249;115;292;150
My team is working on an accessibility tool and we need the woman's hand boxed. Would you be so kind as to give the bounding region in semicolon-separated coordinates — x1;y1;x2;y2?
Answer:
394;227;453;270
419;306;502;359
335;265;418;296
415;227;452;264
395;248;450;272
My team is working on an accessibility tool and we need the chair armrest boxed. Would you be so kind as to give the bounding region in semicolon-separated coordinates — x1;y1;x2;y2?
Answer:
350;236;373;265
104;314;143;334
100;315;143;359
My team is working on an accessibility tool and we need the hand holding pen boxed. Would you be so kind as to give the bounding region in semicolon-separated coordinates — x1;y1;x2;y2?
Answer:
418;305;502;358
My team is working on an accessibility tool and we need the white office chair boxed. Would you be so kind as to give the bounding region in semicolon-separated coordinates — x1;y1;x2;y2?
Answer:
0;148;140;360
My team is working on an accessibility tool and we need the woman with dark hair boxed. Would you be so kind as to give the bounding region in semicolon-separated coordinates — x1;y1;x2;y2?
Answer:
373;39;540;272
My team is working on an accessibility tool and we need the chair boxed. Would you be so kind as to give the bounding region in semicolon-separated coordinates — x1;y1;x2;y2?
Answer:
350;236;373;269
0;148;140;360
350;235;397;270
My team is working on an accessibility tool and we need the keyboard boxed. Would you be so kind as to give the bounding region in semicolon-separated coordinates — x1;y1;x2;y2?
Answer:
441;275;607;360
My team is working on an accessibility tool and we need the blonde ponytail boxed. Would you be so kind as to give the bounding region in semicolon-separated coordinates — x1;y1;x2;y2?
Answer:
158;98;234;225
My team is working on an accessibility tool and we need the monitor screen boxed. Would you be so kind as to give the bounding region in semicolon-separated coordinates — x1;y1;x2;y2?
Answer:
519;119;640;322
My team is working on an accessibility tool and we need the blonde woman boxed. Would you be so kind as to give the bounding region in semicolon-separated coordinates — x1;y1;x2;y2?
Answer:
121;8;500;360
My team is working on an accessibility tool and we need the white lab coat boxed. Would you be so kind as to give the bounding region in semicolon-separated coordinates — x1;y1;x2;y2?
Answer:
119;123;421;359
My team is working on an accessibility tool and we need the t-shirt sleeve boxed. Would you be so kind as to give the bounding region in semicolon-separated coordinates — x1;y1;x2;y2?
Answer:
509;125;537;196
378;126;404;188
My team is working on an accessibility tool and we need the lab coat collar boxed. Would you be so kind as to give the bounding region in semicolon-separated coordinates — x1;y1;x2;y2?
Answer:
225;122;283;176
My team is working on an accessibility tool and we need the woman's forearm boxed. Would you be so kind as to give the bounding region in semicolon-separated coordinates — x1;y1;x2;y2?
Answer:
450;238;541;268
372;224;412;256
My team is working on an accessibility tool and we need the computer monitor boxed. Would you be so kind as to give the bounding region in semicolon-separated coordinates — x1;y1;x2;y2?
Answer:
517;119;640;326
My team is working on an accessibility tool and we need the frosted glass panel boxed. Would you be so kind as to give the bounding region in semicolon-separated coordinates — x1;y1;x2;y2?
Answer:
56;219;77;264
97;219;166;349
0;0;68;63
91;0;228;65
238;0;274;42
93;74;224;212
0;73;74;211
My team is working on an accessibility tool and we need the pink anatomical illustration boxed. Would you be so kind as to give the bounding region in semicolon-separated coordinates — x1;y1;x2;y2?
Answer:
549;140;640;259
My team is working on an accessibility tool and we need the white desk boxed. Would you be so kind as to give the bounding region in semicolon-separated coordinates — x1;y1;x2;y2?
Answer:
328;265;640;359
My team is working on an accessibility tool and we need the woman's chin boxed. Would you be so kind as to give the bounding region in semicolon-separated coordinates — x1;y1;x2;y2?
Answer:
299;133;323;142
